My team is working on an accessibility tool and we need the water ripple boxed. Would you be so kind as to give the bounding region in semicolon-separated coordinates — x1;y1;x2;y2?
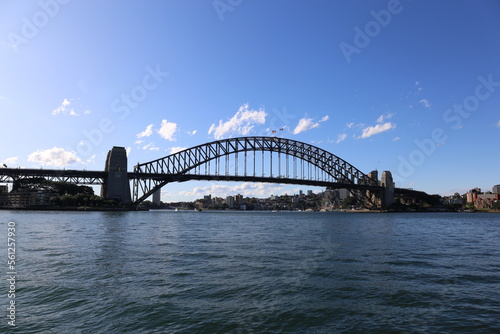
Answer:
1;211;500;333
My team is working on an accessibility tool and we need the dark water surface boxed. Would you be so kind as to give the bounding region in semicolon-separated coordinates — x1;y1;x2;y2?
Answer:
1;211;499;333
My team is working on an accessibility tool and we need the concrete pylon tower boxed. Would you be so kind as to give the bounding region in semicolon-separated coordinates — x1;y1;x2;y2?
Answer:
101;146;131;203
381;171;395;207
152;189;161;206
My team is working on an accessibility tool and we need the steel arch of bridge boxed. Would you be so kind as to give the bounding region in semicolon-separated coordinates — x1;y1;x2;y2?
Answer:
132;136;380;206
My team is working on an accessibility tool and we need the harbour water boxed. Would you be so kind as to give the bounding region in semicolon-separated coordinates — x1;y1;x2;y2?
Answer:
1;210;499;333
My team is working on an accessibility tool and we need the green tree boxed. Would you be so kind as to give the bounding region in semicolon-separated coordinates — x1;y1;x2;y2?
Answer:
465;203;476;210
341;196;357;209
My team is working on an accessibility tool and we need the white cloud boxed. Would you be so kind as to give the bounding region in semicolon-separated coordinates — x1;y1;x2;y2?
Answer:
169;147;187;154
179;182;285;198
346;122;365;129
360;122;396;139
2;157;18;166
419;99;431;108
336;133;347;143
187;130;198;136
142;143;160;151
392;136;400;142
51;98;91;116
137;124;154;138
293;115;328;135
293;118;319;134
158;119;177;141
415;81;423;91
28;147;83;167
134;140;145;145
496;120;500;128
52;98;79;116
376;113;394;123
86;155;96;164
208;104;267;139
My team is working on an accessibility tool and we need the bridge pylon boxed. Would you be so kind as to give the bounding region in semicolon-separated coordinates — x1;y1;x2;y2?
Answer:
100;146;131;203
365;170;395;209
381;171;395;207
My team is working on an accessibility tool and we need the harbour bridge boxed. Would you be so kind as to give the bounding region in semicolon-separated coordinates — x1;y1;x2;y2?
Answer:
0;137;430;209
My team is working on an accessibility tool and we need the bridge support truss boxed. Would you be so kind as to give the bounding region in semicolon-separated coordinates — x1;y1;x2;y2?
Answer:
131;136;384;208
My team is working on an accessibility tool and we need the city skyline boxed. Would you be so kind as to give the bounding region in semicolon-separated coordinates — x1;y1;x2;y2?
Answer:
1;0;499;201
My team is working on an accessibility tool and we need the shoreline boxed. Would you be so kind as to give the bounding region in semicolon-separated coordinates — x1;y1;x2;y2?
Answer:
1;206;499;213
0;206;144;212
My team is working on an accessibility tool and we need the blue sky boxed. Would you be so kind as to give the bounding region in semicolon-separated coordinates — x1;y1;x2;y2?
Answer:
1;0;499;201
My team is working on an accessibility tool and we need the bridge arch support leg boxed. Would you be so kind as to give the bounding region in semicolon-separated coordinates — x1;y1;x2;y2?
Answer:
380;171;395;207
101;146;131;203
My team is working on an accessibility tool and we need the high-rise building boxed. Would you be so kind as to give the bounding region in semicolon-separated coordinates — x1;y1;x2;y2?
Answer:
338;188;350;200
203;195;212;204
493;185;500;194
368;170;379;185
234;194;243;204
226;196;234;208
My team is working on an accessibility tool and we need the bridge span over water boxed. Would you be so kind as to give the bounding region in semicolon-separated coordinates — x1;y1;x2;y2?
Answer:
0;137;430;209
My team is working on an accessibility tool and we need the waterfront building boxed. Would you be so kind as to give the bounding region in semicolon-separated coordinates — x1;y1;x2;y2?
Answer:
203;194;212;204
338;188;350;200
324;188;333;199
466;186;500;209
226;196;234;208
234;194;243;205
0;189;56;207
466;188;481;203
